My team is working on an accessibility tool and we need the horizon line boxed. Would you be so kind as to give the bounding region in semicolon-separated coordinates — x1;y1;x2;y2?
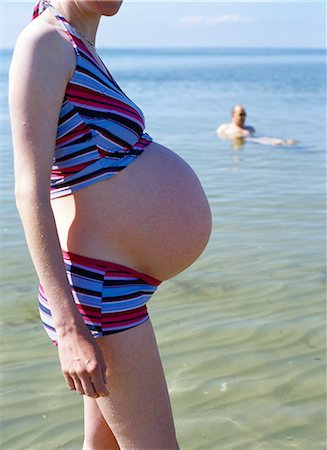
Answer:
1;45;325;51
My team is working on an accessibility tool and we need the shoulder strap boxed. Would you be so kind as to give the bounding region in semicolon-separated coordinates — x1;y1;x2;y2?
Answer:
31;0;46;20
31;0;80;56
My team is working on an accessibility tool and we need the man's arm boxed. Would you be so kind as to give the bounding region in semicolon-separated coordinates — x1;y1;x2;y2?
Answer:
245;136;296;146
216;123;228;136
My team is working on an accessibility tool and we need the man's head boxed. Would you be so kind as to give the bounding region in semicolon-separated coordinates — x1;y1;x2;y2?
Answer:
231;104;247;127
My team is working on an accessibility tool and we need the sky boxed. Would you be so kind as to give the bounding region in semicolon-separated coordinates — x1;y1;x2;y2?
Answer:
0;1;326;49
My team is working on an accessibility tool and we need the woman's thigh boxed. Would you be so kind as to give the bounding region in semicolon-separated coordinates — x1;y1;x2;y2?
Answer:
95;319;179;450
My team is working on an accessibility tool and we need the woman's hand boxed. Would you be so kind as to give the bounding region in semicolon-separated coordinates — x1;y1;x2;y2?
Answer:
57;326;109;398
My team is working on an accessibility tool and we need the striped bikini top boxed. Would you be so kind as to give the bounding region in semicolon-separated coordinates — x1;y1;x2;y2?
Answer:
31;0;153;199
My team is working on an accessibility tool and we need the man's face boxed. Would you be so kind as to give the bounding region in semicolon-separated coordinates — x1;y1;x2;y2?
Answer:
232;108;247;127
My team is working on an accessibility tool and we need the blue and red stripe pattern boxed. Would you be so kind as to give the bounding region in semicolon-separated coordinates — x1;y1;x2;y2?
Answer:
38;249;162;346
31;0;154;199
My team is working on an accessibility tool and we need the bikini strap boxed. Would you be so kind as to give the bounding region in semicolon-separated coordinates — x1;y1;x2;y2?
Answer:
31;0;46;20
31;0;80;56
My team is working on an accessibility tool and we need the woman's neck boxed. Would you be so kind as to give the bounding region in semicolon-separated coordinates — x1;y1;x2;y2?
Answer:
50;0;101;46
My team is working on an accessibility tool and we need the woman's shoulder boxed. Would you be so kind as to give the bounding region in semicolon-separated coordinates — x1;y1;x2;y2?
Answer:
18;8;61;44
12;11;76;82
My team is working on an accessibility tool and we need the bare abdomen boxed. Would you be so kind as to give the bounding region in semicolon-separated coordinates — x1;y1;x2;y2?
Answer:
50;141;212;281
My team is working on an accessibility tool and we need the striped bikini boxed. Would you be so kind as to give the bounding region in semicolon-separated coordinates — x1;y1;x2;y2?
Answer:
31;0;162;345
32;0;153;200
38;250;161;346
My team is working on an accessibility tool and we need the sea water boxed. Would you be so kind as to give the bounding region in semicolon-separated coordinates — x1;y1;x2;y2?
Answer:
1;47;326;449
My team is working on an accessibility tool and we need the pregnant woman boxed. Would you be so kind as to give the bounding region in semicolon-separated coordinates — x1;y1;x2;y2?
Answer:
8;0;212;448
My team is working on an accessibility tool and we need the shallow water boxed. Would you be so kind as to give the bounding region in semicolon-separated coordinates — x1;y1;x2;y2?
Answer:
1;47;326;449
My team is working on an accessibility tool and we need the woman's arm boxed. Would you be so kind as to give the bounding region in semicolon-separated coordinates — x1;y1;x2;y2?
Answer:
8;24;108;398
15;196;85;334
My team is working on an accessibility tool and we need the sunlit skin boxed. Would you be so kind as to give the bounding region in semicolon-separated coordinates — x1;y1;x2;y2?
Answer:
216;104;255;139
46;0;212;283
10;2;212;447
51;0;124;46
216;104;296;147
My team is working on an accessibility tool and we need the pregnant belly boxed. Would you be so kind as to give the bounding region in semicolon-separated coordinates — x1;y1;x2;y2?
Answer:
50;141;212;281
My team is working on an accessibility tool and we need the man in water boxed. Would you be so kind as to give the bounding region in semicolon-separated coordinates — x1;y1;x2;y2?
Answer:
216;104;296;146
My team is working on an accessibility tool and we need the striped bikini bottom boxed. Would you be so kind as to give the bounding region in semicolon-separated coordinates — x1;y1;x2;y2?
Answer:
38;250;162;346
